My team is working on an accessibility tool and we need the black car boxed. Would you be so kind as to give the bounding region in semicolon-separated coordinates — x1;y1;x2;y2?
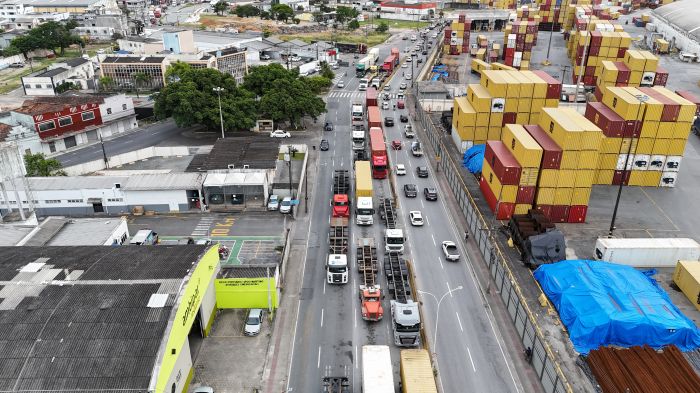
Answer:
400;114;409;123
422;50;428;55
417;58;423;64
404;184;418;198
416;166;429;178
324;122;334;131
354;149;368;161
320;139;329;151
384;117;395;127
424;187;438;201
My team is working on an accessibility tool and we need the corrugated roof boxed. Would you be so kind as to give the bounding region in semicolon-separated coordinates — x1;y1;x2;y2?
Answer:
22;176;129;191
219;265;276;278
653;0;700;43
187;134;279;171
45;217;126;246
14;95;104;116
121;173;204;191
203;172;266;186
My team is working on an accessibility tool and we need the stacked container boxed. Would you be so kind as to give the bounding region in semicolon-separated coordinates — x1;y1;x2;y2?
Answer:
502;20;538;69
567;17;631;85
489;0;517;9
443;14;471;56
532;107;602;223
586;86;696;188
451;70;561;151
596;50;665;94
536;0;565;31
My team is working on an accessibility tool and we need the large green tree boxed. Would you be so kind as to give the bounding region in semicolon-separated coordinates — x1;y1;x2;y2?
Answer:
259;77;326;128
271;4;294;22
154;65;258;131
242;63;296;97
376;21;389;33
10;21;81;56
24;153;66;177
213;0;229;16
336;6;359;24
235;4;260;17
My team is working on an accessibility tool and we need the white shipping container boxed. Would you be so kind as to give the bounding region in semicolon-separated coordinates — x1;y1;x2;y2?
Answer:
616;153;634;170
649;155;665;171
594;238;700;267
362;345;394;393
660;171;677;187
665;155;681;172
632;154;650;170
513;52;522;67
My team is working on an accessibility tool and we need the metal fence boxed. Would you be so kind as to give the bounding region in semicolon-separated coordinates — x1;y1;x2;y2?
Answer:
411;94;572;393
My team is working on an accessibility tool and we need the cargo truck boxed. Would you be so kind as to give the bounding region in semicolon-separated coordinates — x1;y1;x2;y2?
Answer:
367;107;382;129
332;170;350;218
329;217;349;255
327;254;348;284
358;238;383;321
594;238;700;267
322;376;350;393
355;160;374;225
365;87;378;108
352;100;364;122
362;345;394;393
336;42;367;54
386;252;420;347
399;349;438;393
382;55;397;73
391;47;400;64
352;130;366;151
379;198;405;253
369;127;388;179
355;48;379;77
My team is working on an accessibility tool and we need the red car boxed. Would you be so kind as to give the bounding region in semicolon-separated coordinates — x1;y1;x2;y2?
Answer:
391;140;402;150
397;100;405;109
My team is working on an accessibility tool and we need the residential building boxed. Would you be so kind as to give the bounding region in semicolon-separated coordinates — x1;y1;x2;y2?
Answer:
21;58;96;96
117;36;163;55
0;1;33;17
5;0;118;13
72;10;128;41
210;46;247;84
0;29;22;49
0;12;69;31
99;55;169;88
379;1;437;20
162;29;196;54
0;93;137;154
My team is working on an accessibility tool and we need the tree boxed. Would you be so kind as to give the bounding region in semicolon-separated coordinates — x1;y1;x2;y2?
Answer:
132;72;152;98
304;75;332;93
271;4;294;22
259;77;326;128
24;153;66;177
235;4;260;17
14;21;81;56
348;19;360;30
213;0;229;16
243;63;297;97
99;76;115;92
336;6;359;24
319;61;334;80
154;67;258;132
312;12;324;23
376;21;389;33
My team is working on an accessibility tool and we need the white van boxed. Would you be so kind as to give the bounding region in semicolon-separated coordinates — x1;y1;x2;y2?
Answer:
129;229;158;245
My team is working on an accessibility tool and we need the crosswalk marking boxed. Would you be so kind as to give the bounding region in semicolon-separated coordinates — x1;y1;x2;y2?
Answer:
191;216;215;237
327;91;406;99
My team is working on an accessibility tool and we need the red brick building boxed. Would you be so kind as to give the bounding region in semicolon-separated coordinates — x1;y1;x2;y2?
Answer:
14;96;104;140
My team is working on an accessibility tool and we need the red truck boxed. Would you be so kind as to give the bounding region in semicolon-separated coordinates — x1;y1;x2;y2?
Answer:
391;47;400;64
382;55;396;73
332;170;350;218
366;87;378;108
370;127;388;179
367;106;382;129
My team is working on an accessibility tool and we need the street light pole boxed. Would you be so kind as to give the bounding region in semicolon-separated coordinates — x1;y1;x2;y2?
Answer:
98;131;109;168
609;94;648;237
542;7;558;66
418;286;463;350
213;86;225;139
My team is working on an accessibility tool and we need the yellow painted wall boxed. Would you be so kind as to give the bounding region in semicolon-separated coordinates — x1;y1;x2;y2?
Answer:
215;275;280;309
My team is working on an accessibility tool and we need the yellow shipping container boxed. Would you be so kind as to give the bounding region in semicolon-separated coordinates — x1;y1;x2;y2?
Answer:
521;71;548;98
515;204;532;215
510;71;534;96
554;188;573;205
520;60;530;70
520;167;539;186
571;187;592;205
642;50;659;72
539;108;583;150
483;70;508;97
505;98;518;113
458;126;475;140
673;261;700;313
451;22;465;31
516;112;530;124
628;170;646;186
476;112;490;127
475;127;488;141
619;32;632;48
621;137;638;155
600;137;622;154
482;160;507;201
518;98;531;113
471;59;491;74
651;86;697;122
578;151;599;169
491;62;515;71
640;121;659;139
668;139;687;155
602;87;643;120
629;71;643;85
535;187;555;204
635;137;655;154
490;112;504;127
531;98;545;112
468;84;493;112
656;122;675;139
487;127;501;140
595;169;615;184
502;72;521;98
597;153;618;170
539;169;559;187
559;150;580;169
652;138;670;155
575;169;596;188
501;124;543;167
545;98;559;108
624;50;646;71
672;122;691;139
556;170;576;188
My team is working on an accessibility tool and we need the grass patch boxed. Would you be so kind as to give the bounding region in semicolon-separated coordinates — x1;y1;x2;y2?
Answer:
360;19;429;30
277;31;390;47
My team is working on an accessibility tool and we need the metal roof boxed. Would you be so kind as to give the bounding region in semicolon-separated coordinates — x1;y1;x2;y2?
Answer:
187;134;279;171
0;245;208;391
219;265;277;279
44;217;126;246
22;176;129;191
121;173;204;191
653;0;700;43
203;172;266;187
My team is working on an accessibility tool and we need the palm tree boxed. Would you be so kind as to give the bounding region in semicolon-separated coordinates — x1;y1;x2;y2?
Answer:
99;76;114;92
132;72;151;98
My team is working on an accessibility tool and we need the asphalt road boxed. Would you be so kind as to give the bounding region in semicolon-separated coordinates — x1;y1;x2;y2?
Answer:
162;3;210;25
287;30;524;392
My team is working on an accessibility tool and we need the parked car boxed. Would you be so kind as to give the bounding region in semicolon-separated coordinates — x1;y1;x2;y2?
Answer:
391;140;402;150
384;117;394;127
404;184;418;198
395;164;406;176
267;195;280;211
260;54;271;60
8;62;24;68
195;238;212;246
290;55;301;62
409;211;424;226
400;114;409;123
270;130;291;138
424;187;438;201
324;122;334;131
244;309;264;336
416;166;429;178
280;197;293;214
320;139;329;151
192;387;215;393
441;241;460;261
410;35;417;41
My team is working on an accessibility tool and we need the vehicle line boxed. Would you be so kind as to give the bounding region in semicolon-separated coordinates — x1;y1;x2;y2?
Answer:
439;257;444;269
447;281;453;297
323;279;326;295
456;311;464;332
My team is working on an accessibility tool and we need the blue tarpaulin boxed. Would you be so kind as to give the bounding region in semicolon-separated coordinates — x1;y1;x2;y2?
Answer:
534;260;700;354
463;144;485;174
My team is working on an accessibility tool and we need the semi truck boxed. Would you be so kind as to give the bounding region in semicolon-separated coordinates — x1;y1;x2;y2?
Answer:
332;170;350;218
355;48;379;77
362;345;394;393
399;349;438;393
352;130;366;151
379;198;406;253
386;252;420;347
365;87;378;108
352;100;364;122
369;127;388;179
329;217;349;255
358;238;383;321
327;254;348;284
367;107;382;129
355;160;374;225
336;42;367;54
382;55;397;73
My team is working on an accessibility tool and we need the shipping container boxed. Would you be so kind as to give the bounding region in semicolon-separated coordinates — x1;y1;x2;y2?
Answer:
363;345;395;393
479;175;515;220
501;124;543;167
673;261;700;313
485;141;522;185
568;205;588;223
594;238;700;267
585;102;625;137
400;349;438;393
549;205;570;223
532;70;563;99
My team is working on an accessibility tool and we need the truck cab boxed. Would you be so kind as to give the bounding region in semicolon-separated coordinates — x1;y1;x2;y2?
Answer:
332;194;350;218
359;79;369;91
352;130;366;150
385;229;405;253
327;254;348;284
356;196;374;225
360;285;383;321
391;300;421;346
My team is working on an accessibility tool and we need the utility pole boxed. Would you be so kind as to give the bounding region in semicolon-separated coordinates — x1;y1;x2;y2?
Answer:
542;7;558;66
98;131;109;168
573;16;593;110
560;65;570;84
287;145;293;197
213;87;225;139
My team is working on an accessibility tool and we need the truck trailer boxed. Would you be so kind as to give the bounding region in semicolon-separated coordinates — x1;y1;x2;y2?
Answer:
399;349;438;393
362;345;394;393
594;237;700;267
358;238;383;321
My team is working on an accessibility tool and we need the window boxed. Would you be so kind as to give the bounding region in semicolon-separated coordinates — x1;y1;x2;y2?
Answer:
48;141;56;153
81;111;95;121
106;108;112;115
67;199;82;203
122;104;127;110
58;116;72;127
24;84;30;89
38;121;55;132
107;198;123;202
34;84;41;88
63;135;76;148
44;200;61;204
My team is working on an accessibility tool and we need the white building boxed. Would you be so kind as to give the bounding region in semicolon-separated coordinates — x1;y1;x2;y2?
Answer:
651;1;700;58
0;0;32;17
0;12;69;30
0;216;130;246
21;58;96;96
379;1;437;21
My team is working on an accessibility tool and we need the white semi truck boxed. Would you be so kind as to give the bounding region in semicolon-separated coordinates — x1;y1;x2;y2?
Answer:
356;196;374;225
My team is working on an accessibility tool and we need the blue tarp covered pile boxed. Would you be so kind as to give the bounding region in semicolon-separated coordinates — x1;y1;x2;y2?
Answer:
463;144;485;174
431;65;448;81
534;260;700;354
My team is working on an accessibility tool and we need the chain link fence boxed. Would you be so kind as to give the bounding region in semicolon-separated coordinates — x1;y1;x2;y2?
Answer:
410;91;572;393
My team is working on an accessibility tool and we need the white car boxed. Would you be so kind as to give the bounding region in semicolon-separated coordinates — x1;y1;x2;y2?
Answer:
290;55;301;62
409;211;424;226
279;197;293;214
270;130;291;138
399;82;407;90
395;164;406;175
382;101;390;110
267;194;279;210
431;32;438;38
337;80;345;88
244;309;263;336
401;63;408;68
405;73;412;80
406;57;412;62
441;241;460;261
410;35;417;41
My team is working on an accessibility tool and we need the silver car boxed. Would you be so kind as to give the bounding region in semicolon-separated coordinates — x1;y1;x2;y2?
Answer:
267;195;280;211
280;197;293;214
244;309;263;336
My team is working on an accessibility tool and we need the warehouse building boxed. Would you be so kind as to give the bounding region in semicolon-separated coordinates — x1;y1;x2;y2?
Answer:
0;245;220;393
652;1;700;58
0;216;130;246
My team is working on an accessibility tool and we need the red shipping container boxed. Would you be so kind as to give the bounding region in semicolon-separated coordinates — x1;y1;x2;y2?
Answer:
526;23;537;34
568;205;588;223
575;45;587;57
585;102;625;137
516;186;536;204
675;90;700;115
463;31;470;38
612;170;631;185
638;87;680;122
444;29;452;38
524;42;533;52
516;34;525;44
505;47;515;57
550;205;570;223
485;141;522;185
614;61;630;84
515;42;525;52
594;86;603;102
523;125;563;169
622;120;640;137
534;204;553;220
585;66;596;76
533;70;562;100
480;175;515;220
617;47;627;58
502;112;517;126
583;75;596;86
458;14;466;23
589;45;601;56
654;67;668;86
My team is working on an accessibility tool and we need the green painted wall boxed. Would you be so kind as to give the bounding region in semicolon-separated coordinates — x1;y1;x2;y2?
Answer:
215;277;279;309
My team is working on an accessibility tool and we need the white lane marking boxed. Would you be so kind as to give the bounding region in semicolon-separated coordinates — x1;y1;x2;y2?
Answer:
421;199;425;208
317;346;322;368
467;347;477;372
447;281;453;297
425;216;430;226
323;280;326;294
439;257;444;269
431;234;436;246
355;346;359;369
456;312;464;332
321;308;324;327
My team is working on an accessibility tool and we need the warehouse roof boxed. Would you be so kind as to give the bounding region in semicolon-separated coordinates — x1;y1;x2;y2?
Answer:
44;217;126;246
23;176;129;190
187;134;279;171
121;173;205;191
653;0;700;43
0;245;207;391
219;265;277;279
